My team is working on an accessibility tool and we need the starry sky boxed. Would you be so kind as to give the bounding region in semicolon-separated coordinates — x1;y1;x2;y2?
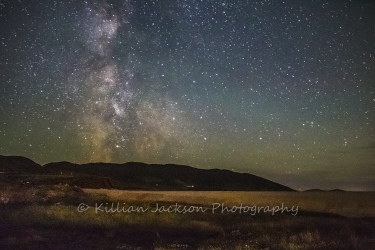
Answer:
1;0;374;191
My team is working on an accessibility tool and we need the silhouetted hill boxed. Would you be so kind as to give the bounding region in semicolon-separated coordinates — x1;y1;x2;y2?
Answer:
304;189;325;192
0;155;46;174
304;189;346;192
330;189;345;192
43;161;294;191
0;155;294;191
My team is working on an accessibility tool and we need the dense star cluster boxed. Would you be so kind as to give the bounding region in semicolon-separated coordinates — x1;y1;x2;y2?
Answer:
1;0;374;190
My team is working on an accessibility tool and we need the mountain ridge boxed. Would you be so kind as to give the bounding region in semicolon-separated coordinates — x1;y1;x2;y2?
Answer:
0;155;294;191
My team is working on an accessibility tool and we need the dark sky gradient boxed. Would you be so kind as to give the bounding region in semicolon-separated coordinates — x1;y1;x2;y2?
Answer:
1;0;374;191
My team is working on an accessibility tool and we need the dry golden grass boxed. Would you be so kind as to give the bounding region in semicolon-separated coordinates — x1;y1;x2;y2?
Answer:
85;189;375;218
1;185;375;249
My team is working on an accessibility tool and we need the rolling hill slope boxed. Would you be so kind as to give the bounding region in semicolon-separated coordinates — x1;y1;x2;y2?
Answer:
0;155;294;191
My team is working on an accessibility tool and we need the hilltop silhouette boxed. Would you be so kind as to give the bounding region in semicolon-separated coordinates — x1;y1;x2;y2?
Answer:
0;155;294;191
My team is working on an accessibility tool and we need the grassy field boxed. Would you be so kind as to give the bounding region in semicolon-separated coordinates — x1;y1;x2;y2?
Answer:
1;185;375;249
86;189;375;218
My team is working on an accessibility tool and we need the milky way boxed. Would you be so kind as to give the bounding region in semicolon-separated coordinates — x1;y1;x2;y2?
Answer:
79;0;131;162
73;0;192;162
1;0;374;190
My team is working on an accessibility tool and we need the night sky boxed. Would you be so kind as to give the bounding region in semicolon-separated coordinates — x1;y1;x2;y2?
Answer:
1;0;374;191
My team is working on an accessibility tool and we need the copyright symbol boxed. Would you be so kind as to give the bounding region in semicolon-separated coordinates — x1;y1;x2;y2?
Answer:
77;203;90;212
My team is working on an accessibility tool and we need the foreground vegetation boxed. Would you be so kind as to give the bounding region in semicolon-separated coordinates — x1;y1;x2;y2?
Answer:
1;185;375;249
